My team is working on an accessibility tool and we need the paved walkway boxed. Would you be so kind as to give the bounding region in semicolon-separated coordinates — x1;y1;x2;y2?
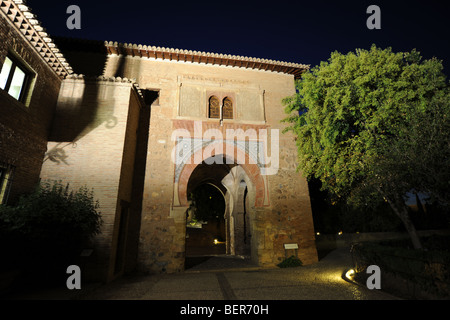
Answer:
4;247;400;300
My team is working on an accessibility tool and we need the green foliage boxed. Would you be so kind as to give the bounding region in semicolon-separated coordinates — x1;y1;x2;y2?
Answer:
282;44;450;247
369;96;450;206
277;256;303;268
0;180;102;272
282;45;449;208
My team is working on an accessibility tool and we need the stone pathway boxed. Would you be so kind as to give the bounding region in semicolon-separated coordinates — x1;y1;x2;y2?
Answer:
3;247;400;301
79;247;399;300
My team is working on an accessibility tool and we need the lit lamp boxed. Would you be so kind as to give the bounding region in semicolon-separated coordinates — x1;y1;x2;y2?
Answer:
345;269;355;280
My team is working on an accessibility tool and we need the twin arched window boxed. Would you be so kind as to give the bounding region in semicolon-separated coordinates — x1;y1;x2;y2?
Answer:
209;96;233;119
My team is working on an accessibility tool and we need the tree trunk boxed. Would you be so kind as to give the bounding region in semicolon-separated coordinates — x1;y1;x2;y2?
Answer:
386;197;422;249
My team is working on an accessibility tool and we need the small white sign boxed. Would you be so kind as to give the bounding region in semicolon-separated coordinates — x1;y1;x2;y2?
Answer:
284;243;298;250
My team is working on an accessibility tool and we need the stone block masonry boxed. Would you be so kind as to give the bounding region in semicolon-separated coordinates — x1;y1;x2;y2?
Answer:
102;54;319;273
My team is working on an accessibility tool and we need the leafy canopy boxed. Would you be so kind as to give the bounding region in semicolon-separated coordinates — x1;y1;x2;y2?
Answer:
283;44;449;204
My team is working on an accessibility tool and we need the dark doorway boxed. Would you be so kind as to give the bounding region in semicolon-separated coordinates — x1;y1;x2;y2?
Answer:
185;183;226;260
114;200;130;275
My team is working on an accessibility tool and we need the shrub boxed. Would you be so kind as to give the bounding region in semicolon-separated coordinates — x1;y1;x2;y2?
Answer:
0;181;102;273
277;256;303;268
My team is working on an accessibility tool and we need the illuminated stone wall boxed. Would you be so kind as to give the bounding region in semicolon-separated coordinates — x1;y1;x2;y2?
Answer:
103;54;318;273
2;1;317;282
40;76;148;281
36;53;318;279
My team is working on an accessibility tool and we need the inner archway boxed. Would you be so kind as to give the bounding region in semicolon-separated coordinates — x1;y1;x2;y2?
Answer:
178;146;264;270
185;183;226;257
183;158;232;270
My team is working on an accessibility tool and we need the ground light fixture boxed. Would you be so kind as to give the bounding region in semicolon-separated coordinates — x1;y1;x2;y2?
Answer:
345;269;356;280
213;239;225;245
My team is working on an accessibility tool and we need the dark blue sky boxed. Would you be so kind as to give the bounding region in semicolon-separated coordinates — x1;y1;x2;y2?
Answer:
26;0;450;75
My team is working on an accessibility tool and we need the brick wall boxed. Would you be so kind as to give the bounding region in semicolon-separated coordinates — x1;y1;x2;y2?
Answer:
0;14;62;204
40;76;148;281
103;54;318;273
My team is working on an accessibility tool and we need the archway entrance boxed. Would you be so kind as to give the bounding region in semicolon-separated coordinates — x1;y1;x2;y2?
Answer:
182;156;257;269
185;183;226;256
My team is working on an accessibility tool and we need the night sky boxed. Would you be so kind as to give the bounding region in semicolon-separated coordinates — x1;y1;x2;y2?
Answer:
25;0;450;75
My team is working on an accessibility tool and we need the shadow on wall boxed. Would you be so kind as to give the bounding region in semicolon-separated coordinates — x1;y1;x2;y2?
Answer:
38;38;159;279
44;142;73;165
53;37;109;77
47;38;153;146
48;78;118;143
46;38;113;144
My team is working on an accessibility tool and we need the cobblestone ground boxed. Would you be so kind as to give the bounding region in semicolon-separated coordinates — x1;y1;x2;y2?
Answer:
76;247;398;300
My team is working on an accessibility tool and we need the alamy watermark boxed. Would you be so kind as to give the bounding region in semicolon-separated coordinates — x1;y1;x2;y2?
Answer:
66;5;81;30
66;265;81;289
65;5;381;34
170;121;280;176
366;264;381;289
346;264;381;290
367;5;381;29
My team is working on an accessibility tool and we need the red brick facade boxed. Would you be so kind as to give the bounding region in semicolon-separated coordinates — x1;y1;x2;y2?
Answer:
0;11;62;204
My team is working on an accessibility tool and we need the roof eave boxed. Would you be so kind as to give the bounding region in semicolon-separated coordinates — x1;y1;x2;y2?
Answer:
0;0;73;78
105;41;309;79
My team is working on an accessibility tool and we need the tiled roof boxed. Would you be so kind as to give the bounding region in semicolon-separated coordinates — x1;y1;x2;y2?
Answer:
105;41;309;79
0;0;73;77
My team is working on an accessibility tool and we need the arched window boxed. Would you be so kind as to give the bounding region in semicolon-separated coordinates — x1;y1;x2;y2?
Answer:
209;95;220;119
222;97;233;119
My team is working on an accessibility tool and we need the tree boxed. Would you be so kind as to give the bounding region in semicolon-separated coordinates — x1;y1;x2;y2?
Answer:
283;45;449;249
371;96;450;207
366;96;450;237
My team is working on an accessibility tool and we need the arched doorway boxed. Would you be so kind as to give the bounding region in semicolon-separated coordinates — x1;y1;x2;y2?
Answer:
184;157;230;257
181;155;259;269
173;134;270;268
185;183;226;257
